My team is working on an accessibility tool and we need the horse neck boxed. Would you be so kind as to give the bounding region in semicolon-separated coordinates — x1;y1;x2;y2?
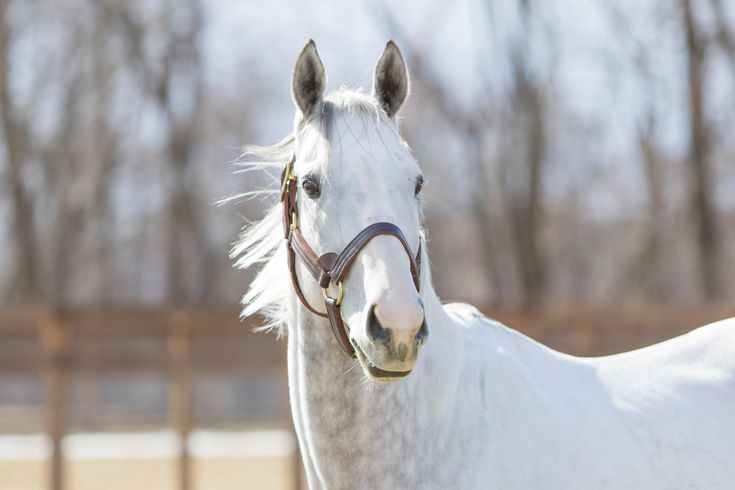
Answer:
286;285;457;487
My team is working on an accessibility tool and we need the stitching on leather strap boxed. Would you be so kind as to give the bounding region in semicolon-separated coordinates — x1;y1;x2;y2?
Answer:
329;222;420;291
325;297;356;358
289;230;323;280
286;246;327;318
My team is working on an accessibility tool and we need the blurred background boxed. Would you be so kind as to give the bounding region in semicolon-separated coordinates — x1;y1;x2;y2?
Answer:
0;0;733;489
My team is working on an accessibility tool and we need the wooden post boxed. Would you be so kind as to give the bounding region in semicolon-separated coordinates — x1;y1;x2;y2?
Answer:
41;312;68;490
168;312;192;490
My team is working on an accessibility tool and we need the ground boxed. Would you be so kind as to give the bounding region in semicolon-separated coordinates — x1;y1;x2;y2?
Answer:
0;430;299;490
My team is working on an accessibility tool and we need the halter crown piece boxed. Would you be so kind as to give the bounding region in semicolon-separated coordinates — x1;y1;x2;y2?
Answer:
280;156;422;358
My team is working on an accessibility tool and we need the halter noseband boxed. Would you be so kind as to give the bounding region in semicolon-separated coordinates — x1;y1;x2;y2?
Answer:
280;156;422;358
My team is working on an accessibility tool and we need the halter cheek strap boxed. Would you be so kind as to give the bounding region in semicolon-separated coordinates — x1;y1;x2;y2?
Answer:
280;156;422;358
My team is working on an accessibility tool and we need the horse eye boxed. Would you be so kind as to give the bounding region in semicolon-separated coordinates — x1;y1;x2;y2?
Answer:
302;178;320;198
415;176;424;196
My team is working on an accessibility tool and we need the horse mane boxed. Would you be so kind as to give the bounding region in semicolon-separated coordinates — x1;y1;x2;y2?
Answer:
231;89;391;335
229;133;294;335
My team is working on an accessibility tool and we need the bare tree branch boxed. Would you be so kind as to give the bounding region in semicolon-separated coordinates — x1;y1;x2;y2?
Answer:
682;0;722;300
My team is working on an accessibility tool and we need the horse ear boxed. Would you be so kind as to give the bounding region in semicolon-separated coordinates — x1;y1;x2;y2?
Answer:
372;41;410;118
291;40;326;117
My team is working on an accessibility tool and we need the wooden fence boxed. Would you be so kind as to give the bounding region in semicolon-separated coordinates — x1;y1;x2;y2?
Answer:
0;304;732;490
0;307;299;490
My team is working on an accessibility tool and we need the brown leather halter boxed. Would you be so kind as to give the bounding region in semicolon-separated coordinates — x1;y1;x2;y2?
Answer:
280;156;422;358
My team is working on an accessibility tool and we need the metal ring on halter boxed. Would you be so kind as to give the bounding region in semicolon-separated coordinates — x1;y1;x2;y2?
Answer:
321;281;344;306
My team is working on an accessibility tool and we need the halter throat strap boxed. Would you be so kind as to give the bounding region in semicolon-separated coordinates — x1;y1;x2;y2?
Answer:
280;156;422;358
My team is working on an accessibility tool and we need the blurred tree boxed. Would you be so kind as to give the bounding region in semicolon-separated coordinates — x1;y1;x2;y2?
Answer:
682;0;722;300
500;0;548;309
115;0;209;303
0;0;37;300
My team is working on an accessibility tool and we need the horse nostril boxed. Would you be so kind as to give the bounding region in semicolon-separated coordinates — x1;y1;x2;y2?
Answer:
415;318;429;345
367;304;391;344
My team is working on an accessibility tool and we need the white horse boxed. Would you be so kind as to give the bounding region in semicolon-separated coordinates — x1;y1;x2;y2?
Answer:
233;40;735;489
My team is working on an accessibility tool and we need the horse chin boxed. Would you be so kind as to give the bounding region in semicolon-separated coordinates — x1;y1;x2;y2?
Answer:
353;343;413;383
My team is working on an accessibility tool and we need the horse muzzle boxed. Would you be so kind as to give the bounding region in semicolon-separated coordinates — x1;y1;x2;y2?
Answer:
351;304;428;382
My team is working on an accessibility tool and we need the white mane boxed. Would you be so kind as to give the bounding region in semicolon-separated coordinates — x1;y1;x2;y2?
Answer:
231;89;392;334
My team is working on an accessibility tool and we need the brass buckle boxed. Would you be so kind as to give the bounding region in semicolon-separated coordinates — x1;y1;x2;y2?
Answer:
279;159;296;201
321;281;344;306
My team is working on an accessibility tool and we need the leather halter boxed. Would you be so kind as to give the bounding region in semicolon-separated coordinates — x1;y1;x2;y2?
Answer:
280;156;422;358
